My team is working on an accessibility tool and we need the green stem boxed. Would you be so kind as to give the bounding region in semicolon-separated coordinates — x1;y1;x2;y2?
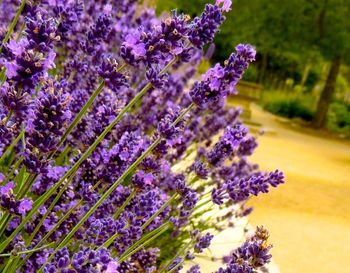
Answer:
119;222;170;262
159;241;192;273
0;0;26;55
27;178;104;246
0;213;12;237
0;67;6;84
16;173;35;199
37;202;81;246
51;63;128;159
3;110;13;126
141;193;178;230
0;242;56;258
97;232;119;250
38;59;183;255
1;156;24;185
18;182;106;270
113;190;136;220
8;256;21;273
15;22;26;41
192;198;212;213
0;56;180;254
2;257;14;273
16;203;81;268
0;130;24;163
55;137;162;250
27;180;71;244
49;79;105;159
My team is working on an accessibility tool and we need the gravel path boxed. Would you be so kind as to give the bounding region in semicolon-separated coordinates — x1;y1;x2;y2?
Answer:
248;104;350;273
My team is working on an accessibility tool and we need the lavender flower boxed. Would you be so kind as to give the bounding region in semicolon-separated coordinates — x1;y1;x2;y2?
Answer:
216;227;272;273
190;44;256;108
189;4;226;48
45;246;119;273
97;58;129;91
24;80;71;172
0;82;30;120
217;0;233;12
188;265;201;273
194;232;214;253
0;2;283;273
0;182;33;216
207;124;248;166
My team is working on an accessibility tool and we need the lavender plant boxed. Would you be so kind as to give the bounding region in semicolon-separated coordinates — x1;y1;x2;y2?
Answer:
0;1;284;273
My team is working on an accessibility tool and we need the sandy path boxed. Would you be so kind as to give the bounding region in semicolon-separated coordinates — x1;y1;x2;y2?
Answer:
248;104;350;273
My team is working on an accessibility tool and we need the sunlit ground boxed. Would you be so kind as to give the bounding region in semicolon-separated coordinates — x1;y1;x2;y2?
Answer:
248;104;350;273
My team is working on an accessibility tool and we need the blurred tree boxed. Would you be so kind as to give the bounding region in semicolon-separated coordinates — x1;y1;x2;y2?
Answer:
307;0;350;128
156;0;350;127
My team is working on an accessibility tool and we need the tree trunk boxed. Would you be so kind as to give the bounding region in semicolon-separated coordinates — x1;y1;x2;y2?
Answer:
300;63;311;87
312;56;341;128
258;52;268;84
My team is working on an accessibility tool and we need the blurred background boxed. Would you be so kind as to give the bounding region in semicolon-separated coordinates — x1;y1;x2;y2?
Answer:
153;1;350;272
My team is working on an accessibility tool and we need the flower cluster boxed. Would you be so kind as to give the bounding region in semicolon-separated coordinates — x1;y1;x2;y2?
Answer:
0;181;32;216
0;1;284;273
44;247;118;273
216;226;272;273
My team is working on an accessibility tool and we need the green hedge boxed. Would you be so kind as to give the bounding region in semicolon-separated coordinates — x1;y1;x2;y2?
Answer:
260;91;315;121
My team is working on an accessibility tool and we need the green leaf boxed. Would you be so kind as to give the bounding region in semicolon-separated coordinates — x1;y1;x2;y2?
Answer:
14;166;27;195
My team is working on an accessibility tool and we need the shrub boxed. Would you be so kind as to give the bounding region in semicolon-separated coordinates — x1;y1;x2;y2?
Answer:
327;102;350;136
261;91;315;121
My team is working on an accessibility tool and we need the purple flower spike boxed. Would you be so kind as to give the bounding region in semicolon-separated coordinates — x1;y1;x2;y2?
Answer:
189;4;225;48
216;0;232;12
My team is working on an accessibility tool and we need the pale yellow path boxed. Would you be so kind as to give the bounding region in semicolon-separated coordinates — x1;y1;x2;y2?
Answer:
248;104;350;273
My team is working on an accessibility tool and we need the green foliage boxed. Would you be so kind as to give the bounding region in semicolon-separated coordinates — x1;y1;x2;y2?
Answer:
260;91;315;121
304;69;320;92
197;59;211;75
327;101;350;135
260;90;350;135
242;65;258;82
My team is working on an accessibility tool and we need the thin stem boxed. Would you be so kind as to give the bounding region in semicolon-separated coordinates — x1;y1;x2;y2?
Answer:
27;178;104;246
55;137;162;250
37;202;81;246
49;79;105;159
141;193;178;230
8;256;21;273
0;242;56;258
159;241;192;273
27;178;73;244
113;190;136;220
61;102;193;247
18;182;106;269
0;129;24;163
3;110;13;126
51;63;128;159
16;173;35;199
192;198;212;213
15;22;26;41
119;222;170;262
16;202;82;268
0;0;26;54
2;257;14;273
0;56;180;254
97;232;119;250
0;213;12;237
0;67;6;84
1;156;24;185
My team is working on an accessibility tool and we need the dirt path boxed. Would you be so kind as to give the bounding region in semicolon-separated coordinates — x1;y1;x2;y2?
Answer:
247;104;350;273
